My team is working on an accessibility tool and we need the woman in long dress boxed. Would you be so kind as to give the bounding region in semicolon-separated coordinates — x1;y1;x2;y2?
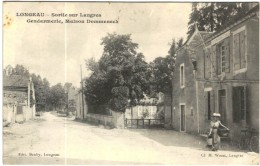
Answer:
208;113;229;151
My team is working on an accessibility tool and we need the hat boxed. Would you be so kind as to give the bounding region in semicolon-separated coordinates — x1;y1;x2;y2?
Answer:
213;113;221;117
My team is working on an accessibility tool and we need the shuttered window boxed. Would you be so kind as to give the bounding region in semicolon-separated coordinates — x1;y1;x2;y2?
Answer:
233;86;247;123
233;30;246;71
211;45;217;77
221;45;226;72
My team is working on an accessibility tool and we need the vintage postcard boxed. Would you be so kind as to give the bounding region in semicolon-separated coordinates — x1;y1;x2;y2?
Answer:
2;1;259;165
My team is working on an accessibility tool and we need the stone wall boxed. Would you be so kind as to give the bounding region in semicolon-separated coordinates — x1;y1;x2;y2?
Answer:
86;113;113;127
85;111;125;129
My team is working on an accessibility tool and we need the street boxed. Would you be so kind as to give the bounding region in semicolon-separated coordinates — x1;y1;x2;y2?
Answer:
3;112;259;165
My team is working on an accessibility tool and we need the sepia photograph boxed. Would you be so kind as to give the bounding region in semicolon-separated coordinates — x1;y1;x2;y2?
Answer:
2;1;260;165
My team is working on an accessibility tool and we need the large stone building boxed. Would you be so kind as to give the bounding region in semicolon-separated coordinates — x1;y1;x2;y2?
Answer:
166;4;259;142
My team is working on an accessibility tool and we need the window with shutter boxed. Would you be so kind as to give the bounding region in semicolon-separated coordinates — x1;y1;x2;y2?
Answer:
240;31;246;69
233;29;246;72
221;45;226;73
216;45;221;75
233;33;240;70
224;39;230;73
211;45;217;77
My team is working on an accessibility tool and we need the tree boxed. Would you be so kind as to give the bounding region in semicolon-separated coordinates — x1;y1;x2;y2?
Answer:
150;38;183;95
187;2;250;38
84;33;150;113
11;64;30;76
48;83;66;110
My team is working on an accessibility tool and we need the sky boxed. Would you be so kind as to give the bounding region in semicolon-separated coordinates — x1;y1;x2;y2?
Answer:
3;2;191;87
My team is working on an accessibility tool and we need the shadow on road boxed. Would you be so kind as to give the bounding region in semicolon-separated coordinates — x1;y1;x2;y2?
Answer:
126;128;244;152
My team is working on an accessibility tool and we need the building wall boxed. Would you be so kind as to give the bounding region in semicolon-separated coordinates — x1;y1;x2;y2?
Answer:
3;104;16;125
75;92;88;120
171;48;198;133
171;12;259;140
198;16;259;141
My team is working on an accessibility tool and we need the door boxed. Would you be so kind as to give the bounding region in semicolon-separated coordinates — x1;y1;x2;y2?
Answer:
219;90;227;124
180;105;185;132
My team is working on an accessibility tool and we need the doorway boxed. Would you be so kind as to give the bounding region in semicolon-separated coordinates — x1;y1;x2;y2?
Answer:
180;104;186;132
219;90;227;124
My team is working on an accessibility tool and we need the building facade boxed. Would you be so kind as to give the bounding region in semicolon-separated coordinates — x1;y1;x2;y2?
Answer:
168;5;259;142
75;89;88;120
3;66;36;125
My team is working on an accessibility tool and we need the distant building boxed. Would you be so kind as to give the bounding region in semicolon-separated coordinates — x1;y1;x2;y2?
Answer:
167;5;259;142
75;88;88;120
3;66;36;125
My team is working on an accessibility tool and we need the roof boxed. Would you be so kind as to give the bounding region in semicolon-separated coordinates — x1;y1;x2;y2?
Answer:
3;75;29;88
179;27;213;52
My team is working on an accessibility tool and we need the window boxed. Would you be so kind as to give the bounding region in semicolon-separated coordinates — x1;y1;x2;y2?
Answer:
180;63;185;88
233;28;246;72
190;107;193;116
216;39;230;75
233;86;246;123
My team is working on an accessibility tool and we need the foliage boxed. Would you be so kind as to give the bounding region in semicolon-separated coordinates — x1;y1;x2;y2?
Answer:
84;33;150;112
47;83;66;110
30;90;36;108
12;64;30;76
149;38;183;95
31;74;51;111
6;64;75;111
141;109;150;119
187;2;251;38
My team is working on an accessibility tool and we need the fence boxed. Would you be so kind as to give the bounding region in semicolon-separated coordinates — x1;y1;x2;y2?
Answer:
125;118;164;129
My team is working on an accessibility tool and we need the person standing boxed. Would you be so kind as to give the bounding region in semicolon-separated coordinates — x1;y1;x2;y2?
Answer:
208;113;229;151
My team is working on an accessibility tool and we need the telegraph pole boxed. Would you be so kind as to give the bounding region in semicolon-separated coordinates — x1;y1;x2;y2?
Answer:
80;65;84;119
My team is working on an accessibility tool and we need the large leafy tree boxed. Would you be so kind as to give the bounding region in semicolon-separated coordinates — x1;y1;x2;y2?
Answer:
84;33;150;113
187;2;250;38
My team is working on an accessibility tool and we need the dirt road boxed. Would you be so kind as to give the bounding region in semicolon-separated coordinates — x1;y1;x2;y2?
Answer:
3;112;259;165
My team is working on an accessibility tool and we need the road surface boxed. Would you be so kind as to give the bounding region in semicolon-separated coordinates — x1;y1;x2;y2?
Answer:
3;112;259;165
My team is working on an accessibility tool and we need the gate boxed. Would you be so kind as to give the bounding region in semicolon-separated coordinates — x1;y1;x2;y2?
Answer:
125;118;164;129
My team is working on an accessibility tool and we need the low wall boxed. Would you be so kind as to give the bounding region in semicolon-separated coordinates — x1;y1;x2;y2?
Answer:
3;105;14;125
86;113;113;126
86;111;125;129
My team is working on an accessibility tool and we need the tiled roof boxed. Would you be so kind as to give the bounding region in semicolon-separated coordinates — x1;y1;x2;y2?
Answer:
3;75;29;88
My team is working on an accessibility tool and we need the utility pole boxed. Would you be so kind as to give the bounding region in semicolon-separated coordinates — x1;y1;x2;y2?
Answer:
80;65;84;120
